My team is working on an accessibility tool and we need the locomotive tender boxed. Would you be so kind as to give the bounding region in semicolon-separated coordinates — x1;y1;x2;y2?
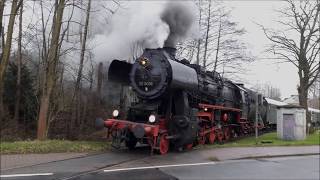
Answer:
97;47;268;154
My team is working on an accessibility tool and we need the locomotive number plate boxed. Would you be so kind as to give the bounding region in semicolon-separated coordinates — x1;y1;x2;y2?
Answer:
139;81;154;86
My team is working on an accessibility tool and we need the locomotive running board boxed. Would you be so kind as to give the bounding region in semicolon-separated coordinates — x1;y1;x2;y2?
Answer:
199;103;242;112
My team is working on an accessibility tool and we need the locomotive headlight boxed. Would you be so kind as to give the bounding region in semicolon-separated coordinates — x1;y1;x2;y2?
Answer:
139;58;148;66
139;57;151;69
148;114;156;123
112;109;119;117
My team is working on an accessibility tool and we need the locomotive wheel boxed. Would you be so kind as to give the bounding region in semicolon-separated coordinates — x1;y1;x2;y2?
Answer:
216;129;224;144
198;136;206;145
224;127;230;141
185;143;193;150
231;129;238;138
208;131;216;144
125;132;138;150
125;138;137;150
158;134;169;155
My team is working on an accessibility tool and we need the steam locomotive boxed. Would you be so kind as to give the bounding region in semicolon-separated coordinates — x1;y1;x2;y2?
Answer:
96;47;268;154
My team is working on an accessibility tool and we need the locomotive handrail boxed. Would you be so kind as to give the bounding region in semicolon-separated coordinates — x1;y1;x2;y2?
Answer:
106;119;158;128
199;103;242;112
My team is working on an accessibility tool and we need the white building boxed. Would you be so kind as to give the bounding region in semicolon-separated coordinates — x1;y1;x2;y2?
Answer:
267;96;320;126
277;106;306;140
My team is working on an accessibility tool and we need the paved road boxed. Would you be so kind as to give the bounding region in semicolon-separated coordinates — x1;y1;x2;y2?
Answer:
1;146;319;180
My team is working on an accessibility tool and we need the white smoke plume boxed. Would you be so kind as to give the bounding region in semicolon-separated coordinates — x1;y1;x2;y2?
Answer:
90;1;198;63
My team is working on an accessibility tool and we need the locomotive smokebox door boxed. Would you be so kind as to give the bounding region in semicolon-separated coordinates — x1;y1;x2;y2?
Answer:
108;60;132;85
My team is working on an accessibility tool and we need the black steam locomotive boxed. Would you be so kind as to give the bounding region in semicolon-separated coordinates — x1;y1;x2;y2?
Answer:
97;47;267;154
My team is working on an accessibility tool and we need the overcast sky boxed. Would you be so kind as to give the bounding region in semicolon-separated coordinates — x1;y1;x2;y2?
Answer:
2;1;313;99
224;1;299;99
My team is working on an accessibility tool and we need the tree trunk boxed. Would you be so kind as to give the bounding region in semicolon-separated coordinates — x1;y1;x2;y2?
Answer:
58;64;64;110
37;0;65;140
196;2;202;65
74;0;91;126
213;18;222;73
97;62;103;99
0;0;5;47
37;95;50;139
0;0;19;121
40;0;48;61
14;0;23;122
196;40;201;65
298;83;310;125
202;0;211;69
298;70;311;128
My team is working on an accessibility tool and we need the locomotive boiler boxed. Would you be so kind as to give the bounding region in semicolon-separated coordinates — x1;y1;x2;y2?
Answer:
97;47;267;154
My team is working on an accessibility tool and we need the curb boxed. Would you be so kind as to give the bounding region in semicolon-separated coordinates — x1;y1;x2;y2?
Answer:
0;152;107;171
232;153;320;160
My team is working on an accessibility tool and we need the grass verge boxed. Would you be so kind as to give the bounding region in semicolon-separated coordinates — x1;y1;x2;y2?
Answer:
206;130;320;148
0;140;110;154
1;131;318;154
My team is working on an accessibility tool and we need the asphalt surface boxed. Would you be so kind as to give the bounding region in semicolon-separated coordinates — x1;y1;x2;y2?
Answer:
1;147;319;180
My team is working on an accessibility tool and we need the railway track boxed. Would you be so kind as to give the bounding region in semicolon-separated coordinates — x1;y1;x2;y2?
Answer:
57;156;151;180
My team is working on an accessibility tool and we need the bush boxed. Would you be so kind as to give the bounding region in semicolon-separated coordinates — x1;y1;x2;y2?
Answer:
1;62;38;140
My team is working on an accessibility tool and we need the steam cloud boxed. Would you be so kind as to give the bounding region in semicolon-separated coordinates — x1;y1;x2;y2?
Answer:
90;1;198;63
86;1;198;104
161;2;197;48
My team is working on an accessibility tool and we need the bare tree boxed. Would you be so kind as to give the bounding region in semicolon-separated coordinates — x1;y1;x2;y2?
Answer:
309;73;319;109
73;0;91;127
212;16;221;72
195;0;202;65
261;0;320;125
176;0;206;65
203;6;251;78
0;0;123;139
252;83;282;100
0;0;22;120
0;0;5;50
202;0;212;68
14;0;23;122
177;1;252;80
37;0;66;140
96;62;103;99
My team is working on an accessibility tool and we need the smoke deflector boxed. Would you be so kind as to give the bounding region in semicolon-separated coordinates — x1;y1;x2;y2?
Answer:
108;60;132;85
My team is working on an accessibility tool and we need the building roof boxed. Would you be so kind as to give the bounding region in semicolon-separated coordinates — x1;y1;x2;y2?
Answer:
283;95;299;105
265;98;288;106
309;108;320;113
266;97;320;113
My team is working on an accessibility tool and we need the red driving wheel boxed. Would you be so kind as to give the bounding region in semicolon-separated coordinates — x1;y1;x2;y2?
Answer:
185;143;193;150
224;127;230;141
198;136;206;145
159;134;169;155
216;129;224;143
208;130;216;144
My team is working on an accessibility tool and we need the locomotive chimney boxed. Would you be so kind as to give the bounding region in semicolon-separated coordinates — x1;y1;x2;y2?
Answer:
163;47;176;58
160;2;195;59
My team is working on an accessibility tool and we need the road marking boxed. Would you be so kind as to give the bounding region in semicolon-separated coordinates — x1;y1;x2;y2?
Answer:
0;173;53;178
103;161;216;173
